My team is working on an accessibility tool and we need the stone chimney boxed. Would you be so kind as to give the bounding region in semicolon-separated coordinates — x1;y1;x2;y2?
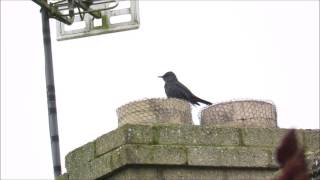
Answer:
57;98;320;180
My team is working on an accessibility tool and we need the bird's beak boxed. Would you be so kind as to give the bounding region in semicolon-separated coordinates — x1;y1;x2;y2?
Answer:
158;76;163;78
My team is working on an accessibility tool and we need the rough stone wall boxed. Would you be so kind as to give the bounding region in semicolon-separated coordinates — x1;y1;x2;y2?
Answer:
308;150;320;180
58;124;320;180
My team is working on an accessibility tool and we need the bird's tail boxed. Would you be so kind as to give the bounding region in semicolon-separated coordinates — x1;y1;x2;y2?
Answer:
193;96;212;105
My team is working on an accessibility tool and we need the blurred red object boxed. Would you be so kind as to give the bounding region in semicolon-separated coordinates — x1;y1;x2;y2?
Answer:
276;129;309;180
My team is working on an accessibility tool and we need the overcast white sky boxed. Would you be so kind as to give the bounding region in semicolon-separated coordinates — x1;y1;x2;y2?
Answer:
1;0;319;179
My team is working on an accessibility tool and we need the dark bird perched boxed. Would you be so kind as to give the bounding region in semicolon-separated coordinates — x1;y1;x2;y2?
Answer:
159;71;212;106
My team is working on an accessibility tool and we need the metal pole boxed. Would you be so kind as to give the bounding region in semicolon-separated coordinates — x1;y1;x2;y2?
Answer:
40;4;62;178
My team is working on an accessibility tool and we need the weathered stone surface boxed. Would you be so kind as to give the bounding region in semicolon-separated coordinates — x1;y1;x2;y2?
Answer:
241;128;303;148
157;125;240;146
188;146;270;168
65;142;95;179
91;144;188;179
63;124;319;180
68;163;91;180
108;167;158;180
56;173;69;180
270;149;279;168
125;144;187;165
90;144;188;179
108;166;226;180
90;152;113;179
66;142;95;168
107;166;276;180
162;167;225;180
303;129;320;151
125;125;154;144
96;124;242;157
224;168;275;180
90;147;127;179
95;124;153;156
307;150;320;180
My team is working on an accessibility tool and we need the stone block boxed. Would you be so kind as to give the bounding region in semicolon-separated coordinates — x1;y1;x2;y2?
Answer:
224;169;275;180
188;146;271;168
125;144;187;165
108;167;159;180
90;147;127;179
95;127;127;156
269;149;280;168
90;144;188;179
67;160;91;180
125;124;154;144
90;152;113;179
156;125;240;146
303;129;320;151
241;128;303;148
307;150;320;180
95;124;154;156
162;167;225;180
56;173;69;180
65;141;95;178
